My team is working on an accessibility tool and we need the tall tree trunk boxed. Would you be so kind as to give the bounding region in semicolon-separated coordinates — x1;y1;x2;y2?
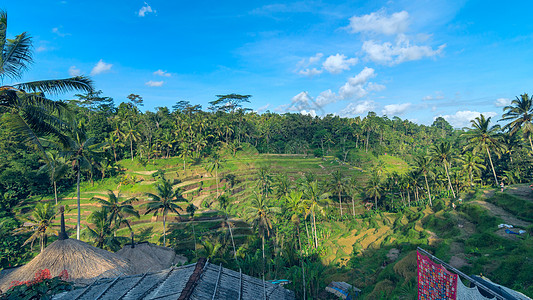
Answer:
163;215;166;247
351;196;356;217
191;222;197;257
304;221;311;247
76;166;81;240
374;195;378;210
529;135;533;153
444;163;456;198
226;217;237;261
312;211;318;248
54;181;58;205
365;131;369;152
216;164;219;197
486;147;499;186
113;146;117;163
130;138;134;161
338;191;343;216
424;174;433;206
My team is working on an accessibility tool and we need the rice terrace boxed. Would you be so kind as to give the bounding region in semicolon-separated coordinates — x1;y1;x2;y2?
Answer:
0;1;533;299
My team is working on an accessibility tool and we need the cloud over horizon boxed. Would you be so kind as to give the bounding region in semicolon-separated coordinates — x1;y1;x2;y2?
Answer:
91;60;112;75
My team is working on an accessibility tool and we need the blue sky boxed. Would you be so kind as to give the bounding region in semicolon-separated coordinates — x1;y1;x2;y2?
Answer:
4;1;533;127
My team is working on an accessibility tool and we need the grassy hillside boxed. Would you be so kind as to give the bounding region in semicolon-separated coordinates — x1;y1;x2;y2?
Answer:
15;147;533;298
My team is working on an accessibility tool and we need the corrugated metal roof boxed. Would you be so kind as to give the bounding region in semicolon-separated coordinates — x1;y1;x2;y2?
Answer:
52;259;295;300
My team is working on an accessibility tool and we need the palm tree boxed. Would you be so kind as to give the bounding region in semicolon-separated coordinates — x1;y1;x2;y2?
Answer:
246;192;280;260
462;114;505;186
365;172;382;210
460;152;486;187
186;203;198;255
256;167;272;197
415;154;434;206
430;141;457;198
0;10;93;159
123;120;140;161
39;151;68;205
329;171;345;216
84;207;123;251
144;179;187;247
207;153;223;197
62;129;101;240
501;93;533;152
345;176;359;217
91;190;139;233
302;181;329;248
283;191;305;250
16;203;57;252
217;194;237;260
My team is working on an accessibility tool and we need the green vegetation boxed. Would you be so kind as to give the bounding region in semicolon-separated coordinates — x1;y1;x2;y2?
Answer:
1;9;533;299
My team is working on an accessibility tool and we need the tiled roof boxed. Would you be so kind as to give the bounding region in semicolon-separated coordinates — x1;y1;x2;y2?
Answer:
52;258;295;300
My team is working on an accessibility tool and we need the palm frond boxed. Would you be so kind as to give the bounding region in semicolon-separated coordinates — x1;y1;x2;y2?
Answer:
2;32;33;79
0;10;7;62
14;76;94;95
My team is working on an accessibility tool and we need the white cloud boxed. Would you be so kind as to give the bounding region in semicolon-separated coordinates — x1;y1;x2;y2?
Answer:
69;66;81;76
322;54;358;74
347;10;409;35
367;82;386;92
362;35;445;65
300;109;317;117
145;80;164;87
36;46;49;52
153;69;171;77
439;110;497;128
298;68;323;76
382;103;411;116
423;91;445;101
296;53;324;76
138;2;156;17
495;98;511;107
340;101;376;117
315;89;337;106
256;103;271;113
52;27;70;37
90;59;112;75
339;67;376;99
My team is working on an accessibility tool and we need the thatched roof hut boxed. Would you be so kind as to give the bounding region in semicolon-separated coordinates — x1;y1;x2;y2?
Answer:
0;206;133;292
116;241;187;274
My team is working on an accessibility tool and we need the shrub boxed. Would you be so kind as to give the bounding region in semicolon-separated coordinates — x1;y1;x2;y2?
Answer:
393;251;417;280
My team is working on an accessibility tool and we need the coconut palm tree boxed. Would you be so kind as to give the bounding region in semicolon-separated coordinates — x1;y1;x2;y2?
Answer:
84;207;124;251
207;153;223;197
329;171;345;216
365;172;382;210
302;181;330;248
39;151;68;205
462;114;505;186
144;179;187;247
283;191;305;250
246;192;280;260
501;93;533;152
123;120;140;161
460;152;486;187
415;154;434;206
16;203;57;252
430;141;458;198
345;176;359;217
217;194;237;260
91;190;139;233
186;203;198;255
0;10;93;159
61;129;101;240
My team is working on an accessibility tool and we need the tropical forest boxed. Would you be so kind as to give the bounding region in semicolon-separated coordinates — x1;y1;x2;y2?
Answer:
1;4;533;300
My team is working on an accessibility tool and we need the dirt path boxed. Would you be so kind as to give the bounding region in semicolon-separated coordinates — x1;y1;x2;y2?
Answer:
471;200;531;228
505;184;533;203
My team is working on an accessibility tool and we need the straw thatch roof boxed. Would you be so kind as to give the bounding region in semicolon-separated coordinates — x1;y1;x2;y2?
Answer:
115;242;187;274
0;238;133;292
